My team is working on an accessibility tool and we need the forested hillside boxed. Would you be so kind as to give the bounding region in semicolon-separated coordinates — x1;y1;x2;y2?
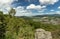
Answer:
0;9;60;39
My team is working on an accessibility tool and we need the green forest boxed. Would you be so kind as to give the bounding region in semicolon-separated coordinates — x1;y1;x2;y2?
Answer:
0;8;60;39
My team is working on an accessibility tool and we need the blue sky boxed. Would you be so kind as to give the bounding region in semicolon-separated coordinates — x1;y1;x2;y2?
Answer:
0;0;60;16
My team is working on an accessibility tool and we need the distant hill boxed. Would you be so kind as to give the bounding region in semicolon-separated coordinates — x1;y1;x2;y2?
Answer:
16;14;60;18
33;14;60;17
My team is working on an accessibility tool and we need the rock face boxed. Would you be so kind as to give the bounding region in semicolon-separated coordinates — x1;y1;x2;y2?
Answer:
35;29;52;39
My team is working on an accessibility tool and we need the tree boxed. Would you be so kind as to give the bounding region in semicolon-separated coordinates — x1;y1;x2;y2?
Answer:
0;11;3;16
9;8;16;17
0;11;5;39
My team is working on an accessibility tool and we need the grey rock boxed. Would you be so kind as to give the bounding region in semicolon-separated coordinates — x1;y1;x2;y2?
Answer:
35;29;52;39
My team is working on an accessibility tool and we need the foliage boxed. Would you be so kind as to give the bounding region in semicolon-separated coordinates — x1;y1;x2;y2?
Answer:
0;10;60;39
9;8;16;17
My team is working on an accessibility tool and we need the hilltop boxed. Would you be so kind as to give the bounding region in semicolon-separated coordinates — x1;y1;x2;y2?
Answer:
0;12;60;39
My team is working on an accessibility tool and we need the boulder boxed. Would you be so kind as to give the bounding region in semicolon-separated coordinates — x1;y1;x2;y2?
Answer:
35;29;52;39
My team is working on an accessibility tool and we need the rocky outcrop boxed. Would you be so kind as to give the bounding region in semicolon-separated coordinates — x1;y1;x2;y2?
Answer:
35;29;52;39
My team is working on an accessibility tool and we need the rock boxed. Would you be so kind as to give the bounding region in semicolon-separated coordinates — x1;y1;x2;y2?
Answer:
35;29;52;39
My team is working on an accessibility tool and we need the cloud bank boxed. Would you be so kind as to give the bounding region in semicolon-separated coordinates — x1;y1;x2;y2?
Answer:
0;0;18;14
0;0;14;4
0;0;59;16
39;0;59;5
15;6;33;16
26;4;46;9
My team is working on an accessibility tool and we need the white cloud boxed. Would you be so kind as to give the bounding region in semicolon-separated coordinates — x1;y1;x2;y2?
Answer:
15;6;33;16
38;9;46;13
50;10;54;11
14;6;48;16
0;0;18;14
26;4;46;9
0;4;11;14
56;11;60;14
39;0;59;5
58;6;60;9
26;4;36;9
0;0;17;4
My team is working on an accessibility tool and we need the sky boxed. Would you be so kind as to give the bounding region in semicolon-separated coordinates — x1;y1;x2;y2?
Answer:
0;0;60;16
